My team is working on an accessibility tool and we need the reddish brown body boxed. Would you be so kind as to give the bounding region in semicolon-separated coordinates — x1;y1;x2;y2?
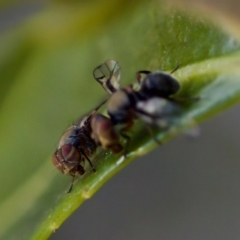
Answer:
52;109;123;192
52;113;99;192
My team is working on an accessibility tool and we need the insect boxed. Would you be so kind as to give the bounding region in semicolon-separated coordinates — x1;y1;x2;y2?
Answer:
52;111;98;192
93;60;196;149
53;61;196;192
52;102;123;192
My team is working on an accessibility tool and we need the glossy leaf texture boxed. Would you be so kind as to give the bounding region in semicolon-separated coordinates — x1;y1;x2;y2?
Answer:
0;1;240;239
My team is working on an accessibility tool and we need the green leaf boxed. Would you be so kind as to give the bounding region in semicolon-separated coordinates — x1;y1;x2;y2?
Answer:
0;1;240;239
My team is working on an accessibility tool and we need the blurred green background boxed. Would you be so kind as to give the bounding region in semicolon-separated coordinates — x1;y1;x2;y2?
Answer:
0;0;240;239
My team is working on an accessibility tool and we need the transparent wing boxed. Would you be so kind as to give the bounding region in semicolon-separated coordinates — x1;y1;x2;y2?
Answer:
93;60;121;94
135;97;199;136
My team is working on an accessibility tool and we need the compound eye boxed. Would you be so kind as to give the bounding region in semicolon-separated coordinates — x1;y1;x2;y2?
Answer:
52;150;63;172
60;144;81;164
52;144;82;173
